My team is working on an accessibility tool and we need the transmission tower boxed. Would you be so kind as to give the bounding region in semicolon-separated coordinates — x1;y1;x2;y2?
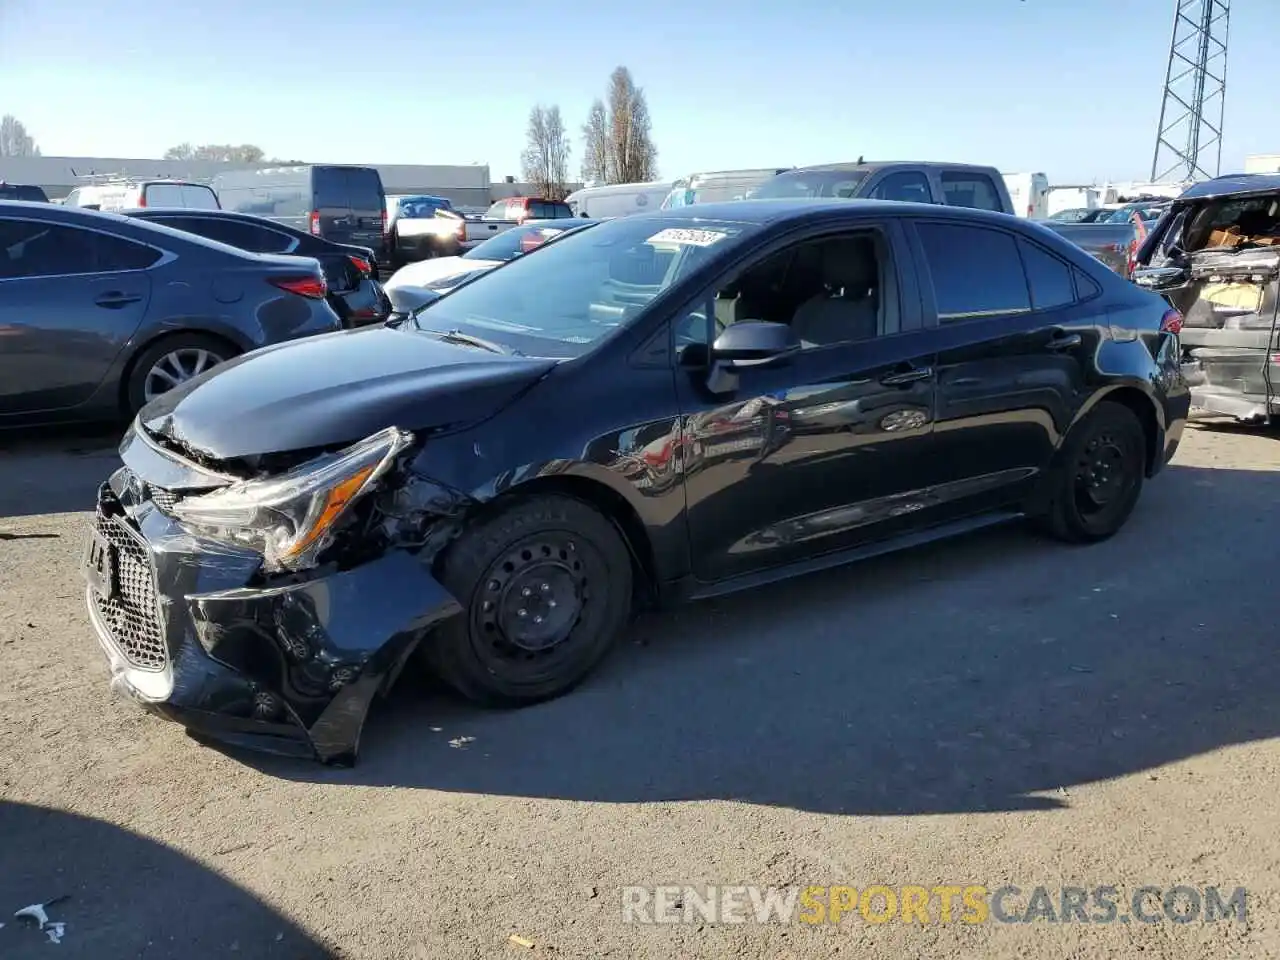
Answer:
1150;0;1230;183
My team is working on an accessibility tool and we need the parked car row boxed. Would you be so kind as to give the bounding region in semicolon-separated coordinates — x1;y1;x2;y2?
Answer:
78;192;1191;765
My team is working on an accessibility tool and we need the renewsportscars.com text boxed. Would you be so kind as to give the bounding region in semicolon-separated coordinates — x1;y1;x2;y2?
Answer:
621;884;1247;925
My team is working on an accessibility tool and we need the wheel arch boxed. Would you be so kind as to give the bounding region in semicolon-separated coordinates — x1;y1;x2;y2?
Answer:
1073;382;1164;477
467;469;661;608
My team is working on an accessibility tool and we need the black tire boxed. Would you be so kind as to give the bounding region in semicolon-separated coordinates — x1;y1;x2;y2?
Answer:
425;494;633;707
124;333;235;417
1037;400;1148;543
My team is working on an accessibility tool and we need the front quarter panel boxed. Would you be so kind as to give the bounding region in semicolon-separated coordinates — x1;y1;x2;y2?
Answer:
410;360;691;581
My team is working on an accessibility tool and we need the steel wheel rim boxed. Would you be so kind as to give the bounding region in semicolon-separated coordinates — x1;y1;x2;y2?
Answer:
143;348;223;402
1074;431;1133;515
469;533;606;683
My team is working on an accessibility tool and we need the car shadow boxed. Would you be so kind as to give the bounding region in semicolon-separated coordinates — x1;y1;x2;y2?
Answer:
0;801;332;959
0;425;121;519
185;463;1280;816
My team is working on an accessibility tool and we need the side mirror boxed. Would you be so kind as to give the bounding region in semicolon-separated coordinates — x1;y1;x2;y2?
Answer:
711;321;800;368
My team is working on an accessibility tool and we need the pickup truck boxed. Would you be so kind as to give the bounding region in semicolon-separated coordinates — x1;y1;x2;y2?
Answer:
750;161;1017;214
1037;218;1145;277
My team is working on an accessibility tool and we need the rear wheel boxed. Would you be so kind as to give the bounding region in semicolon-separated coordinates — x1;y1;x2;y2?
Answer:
425;495;633;706
1038;400;1147;543
125;333;234;416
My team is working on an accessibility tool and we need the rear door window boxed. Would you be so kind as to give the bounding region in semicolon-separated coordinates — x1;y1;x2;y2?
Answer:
143;183;185;207
916;222;1031;321
343;168;384;213
940;172;1004;212
1017;238;1076;310
178;184;219;209
313;167;350;210
484;201;509;218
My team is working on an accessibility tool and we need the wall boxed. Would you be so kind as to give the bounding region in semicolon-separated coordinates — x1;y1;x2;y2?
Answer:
489;180;585;200
0;155;497;204
1244;155;1280;174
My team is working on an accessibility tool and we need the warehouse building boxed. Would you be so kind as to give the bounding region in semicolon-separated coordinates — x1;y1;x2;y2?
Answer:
0;156;575;208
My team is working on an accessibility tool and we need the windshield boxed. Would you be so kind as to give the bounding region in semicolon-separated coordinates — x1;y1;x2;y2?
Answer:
415;216;756;358
751;170;869;200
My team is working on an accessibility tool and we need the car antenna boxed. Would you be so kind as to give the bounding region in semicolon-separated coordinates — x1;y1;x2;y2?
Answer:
857;155;864;165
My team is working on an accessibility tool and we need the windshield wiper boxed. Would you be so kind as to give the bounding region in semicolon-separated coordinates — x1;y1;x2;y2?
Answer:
425;328;508;354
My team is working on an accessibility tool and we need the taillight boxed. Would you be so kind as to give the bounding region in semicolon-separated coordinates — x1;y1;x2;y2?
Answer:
1160;308;1184;334
381;209;388;235
455;220;466;243
137;193;147;208
347;255;372;276
270;275;328;299
309;211;320;236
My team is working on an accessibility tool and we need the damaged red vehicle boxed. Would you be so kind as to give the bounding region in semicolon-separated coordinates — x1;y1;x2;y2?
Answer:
83;200;1188;764
1134;174;1280;421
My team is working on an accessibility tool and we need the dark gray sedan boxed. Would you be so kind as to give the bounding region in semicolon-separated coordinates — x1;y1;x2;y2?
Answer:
0;201;343;425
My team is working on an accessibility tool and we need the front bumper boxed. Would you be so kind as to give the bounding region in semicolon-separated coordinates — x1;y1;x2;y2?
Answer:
82;478;460;765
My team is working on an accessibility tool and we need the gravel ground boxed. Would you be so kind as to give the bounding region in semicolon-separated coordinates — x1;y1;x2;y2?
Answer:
1;421;1279;959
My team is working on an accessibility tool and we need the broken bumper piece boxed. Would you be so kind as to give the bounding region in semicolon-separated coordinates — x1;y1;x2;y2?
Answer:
83;481;460;765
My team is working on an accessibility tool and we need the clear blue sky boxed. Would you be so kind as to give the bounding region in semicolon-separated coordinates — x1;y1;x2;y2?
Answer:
1;0;1275;183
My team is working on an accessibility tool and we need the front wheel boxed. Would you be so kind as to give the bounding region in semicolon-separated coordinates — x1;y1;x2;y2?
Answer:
1037;400;1148;543
424;494;633;706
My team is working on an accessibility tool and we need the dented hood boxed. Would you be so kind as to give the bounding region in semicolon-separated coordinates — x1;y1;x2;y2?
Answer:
138;327;555;460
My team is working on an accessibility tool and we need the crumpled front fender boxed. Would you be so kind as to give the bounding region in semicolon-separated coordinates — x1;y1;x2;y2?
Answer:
187;550;461;765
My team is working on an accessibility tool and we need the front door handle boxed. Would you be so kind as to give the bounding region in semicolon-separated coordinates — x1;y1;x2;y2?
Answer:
94;292;143;309
880;366;933;386
1046;331;1083;350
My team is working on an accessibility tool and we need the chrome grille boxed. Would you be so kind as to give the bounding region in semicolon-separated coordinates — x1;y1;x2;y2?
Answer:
89;514;167;671
147;486;179;514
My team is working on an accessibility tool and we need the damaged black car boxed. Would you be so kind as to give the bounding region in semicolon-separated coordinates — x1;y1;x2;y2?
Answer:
84;199;1188;764
1135;174;1280;422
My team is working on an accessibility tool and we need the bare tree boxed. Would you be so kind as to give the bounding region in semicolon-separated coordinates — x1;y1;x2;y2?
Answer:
0;115;41;157
520;105;571;200
580;99;609;185
605;66;657;184
163;143;265;164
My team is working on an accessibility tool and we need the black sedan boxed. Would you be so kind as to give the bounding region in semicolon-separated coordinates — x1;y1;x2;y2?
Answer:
83;198;1189;764
0;201;342;425
121;208;391;327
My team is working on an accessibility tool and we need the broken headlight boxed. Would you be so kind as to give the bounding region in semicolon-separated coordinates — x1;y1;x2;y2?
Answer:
170;427;414;573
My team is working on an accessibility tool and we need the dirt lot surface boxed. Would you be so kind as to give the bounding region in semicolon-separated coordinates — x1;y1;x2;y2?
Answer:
2;421;1279;959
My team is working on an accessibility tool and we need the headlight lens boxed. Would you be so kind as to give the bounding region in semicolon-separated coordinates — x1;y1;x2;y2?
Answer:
171;427;414;572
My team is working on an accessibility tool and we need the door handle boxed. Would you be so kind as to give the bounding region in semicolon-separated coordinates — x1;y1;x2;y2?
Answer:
1046;332;1082;350
879;366;932;386
94;292;143;309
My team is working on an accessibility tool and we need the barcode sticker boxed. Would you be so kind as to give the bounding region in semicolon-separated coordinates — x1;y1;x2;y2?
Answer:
646;228;728;247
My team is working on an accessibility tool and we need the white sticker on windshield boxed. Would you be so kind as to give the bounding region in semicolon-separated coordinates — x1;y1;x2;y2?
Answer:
646;228;728;247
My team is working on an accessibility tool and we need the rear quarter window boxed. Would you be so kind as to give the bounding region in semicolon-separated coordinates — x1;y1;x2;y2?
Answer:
1017;238;1076;310
916;221;1031;320
179;184;219;209
940;173;1004;212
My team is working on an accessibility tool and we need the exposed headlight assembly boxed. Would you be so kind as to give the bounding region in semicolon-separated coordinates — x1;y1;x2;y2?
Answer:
171;427;414;573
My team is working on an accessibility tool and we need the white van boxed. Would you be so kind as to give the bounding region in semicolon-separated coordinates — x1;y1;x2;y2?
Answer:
1001;172;1050;218
63;178;220;212
661;168;793;208
564;181;671;219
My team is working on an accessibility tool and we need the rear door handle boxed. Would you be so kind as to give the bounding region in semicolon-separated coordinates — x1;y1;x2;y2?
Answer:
879;366;933;386
94;292;143;309
1046;331;1082;350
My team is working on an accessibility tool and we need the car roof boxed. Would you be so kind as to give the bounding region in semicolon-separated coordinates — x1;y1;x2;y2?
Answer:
624;197;1018;228
1177;174;1280;201
785;160;998;176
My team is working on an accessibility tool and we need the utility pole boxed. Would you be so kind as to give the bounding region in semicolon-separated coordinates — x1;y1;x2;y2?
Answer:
1150;0;1230;183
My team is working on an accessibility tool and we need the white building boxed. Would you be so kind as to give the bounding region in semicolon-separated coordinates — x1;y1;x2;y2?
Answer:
0;156;572;208
1245;154;1280;174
